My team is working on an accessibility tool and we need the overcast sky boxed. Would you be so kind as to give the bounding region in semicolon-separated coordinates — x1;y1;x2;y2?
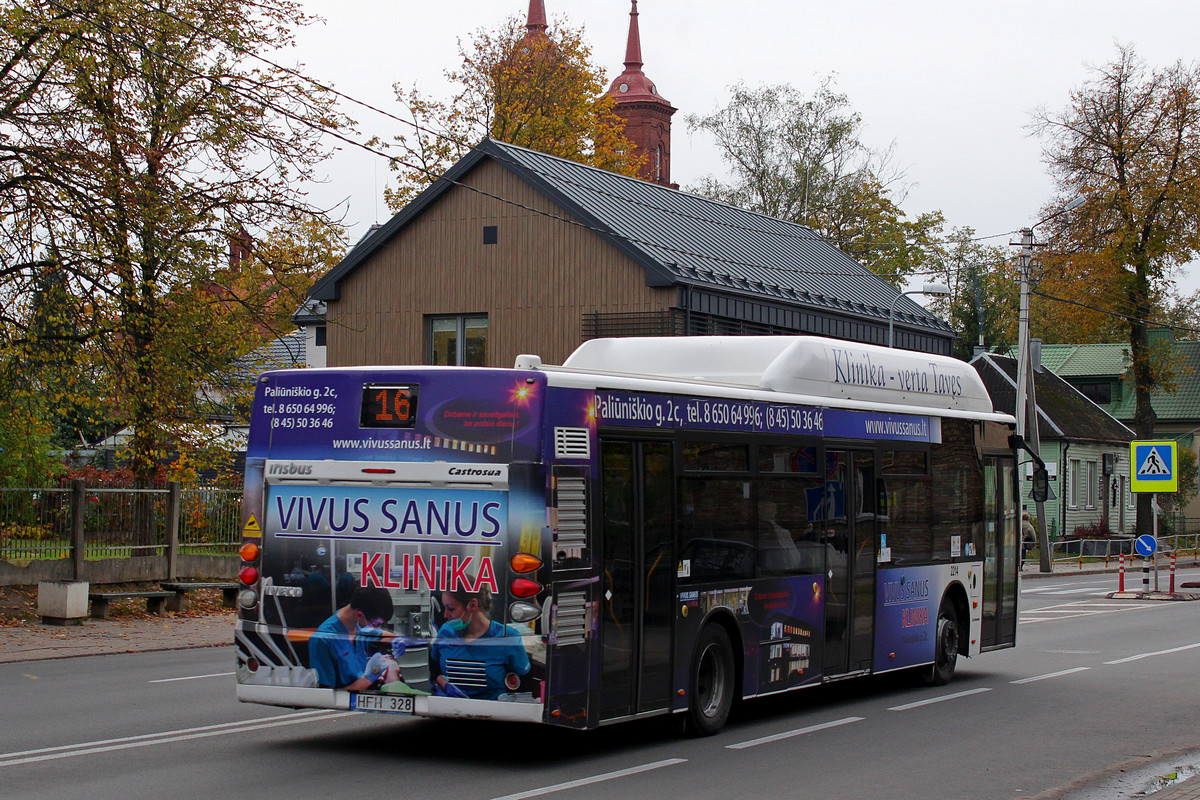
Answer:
286;0;1200;292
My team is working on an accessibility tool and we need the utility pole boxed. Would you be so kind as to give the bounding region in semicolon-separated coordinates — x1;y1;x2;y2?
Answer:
1015;228;1053;572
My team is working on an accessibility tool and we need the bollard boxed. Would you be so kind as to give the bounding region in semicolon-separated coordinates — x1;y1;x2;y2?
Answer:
1169;552;1176;594
1119;553;1125;593
1143;556;1150;592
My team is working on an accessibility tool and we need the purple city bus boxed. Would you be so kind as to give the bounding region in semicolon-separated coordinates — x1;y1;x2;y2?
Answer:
234;336;1020;734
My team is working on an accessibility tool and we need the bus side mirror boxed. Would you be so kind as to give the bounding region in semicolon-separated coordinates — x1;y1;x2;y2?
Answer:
1031;467;1049;504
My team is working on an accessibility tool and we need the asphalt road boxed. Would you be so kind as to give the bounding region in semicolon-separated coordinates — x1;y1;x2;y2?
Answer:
2;568;1197;800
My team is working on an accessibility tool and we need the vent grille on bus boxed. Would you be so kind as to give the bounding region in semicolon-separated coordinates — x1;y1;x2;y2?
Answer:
555;476;587;553
553;591;588;646
554;427;591;459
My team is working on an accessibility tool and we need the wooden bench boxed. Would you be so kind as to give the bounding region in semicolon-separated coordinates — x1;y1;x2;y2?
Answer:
88;591;174;619
160;581;239;612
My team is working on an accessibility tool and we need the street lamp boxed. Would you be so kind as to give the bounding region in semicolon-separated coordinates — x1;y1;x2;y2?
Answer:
888;282;951;348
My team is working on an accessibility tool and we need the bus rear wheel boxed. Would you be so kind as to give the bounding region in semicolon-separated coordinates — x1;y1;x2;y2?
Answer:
686;624;735;736
924;598;960;686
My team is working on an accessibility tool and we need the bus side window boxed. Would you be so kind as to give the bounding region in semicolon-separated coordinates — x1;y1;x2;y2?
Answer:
679;477;753;583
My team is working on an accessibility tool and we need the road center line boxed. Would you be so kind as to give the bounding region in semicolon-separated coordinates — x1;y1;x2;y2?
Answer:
489;758;688;800
726;716;864;750
0;710;349;767
1010;667;1091;684
1104;642;1200;665
888;687;991;711
149;672;235;683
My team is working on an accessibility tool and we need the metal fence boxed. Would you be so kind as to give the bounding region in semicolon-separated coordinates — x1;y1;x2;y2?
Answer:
180;486;242;553
0;483;241;563
0;487;72;561
1038;533;1200;569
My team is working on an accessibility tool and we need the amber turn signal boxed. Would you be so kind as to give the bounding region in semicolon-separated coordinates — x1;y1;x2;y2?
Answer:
509;553;542;573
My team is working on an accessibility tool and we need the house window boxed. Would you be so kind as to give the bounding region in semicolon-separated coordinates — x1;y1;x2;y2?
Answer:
314;325;326;347
1086;461;1098;509
1077;382;1112;404
1068;458;1081;509
428;314;487;366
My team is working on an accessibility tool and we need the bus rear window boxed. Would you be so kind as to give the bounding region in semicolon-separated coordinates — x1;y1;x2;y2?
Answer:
360;384;419;428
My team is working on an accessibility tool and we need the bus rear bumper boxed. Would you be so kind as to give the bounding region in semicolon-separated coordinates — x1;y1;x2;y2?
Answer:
237;683;545;724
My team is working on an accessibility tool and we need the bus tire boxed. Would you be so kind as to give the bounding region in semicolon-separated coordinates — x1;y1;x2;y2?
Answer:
924;597;960;686
686;624;735;736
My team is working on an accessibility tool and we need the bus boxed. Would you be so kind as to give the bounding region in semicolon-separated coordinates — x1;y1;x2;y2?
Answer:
234;335;1022;734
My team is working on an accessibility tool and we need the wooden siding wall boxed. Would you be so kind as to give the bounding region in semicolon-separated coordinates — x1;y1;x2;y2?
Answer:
327;159;672;367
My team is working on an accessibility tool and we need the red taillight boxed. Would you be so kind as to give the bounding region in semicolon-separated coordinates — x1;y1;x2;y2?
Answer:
246;657;260;672
510;578;542;598
509;553;542;573
504;672;521;691
238;566;259;585
239;542;260;562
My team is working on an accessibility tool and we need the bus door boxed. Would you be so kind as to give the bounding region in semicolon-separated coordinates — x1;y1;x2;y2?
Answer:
597;438;675;721
980;456;1018;648
823;449;878;677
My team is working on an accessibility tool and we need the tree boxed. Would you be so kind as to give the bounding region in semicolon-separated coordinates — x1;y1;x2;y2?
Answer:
1033;45;1200;535
923;227;1018;361
0;0;347;485
384;14;643;209
686;78;944;287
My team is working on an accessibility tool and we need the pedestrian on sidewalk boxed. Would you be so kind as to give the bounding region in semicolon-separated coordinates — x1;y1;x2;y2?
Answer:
1021;512;1037;568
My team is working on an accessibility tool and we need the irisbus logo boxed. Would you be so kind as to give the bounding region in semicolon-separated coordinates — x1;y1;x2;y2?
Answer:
268;462;313;476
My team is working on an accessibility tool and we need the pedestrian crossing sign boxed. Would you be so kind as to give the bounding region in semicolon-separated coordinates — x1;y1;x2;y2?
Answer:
1130;440;1177;493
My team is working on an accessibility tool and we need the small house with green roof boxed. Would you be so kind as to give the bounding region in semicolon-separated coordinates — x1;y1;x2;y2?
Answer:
972;352;1135;539
1032;333;1200;520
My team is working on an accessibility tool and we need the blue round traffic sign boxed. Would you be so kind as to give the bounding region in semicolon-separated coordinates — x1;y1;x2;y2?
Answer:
1134;534;1158;557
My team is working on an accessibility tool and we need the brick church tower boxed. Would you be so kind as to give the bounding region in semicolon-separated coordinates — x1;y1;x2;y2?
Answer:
606;1;677;187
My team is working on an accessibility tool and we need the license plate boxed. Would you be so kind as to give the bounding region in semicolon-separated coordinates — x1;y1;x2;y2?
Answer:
352;693;414;714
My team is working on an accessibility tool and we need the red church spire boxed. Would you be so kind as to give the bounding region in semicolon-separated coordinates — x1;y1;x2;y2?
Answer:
607;1;676;187
525;0;548;38
623;0;643;69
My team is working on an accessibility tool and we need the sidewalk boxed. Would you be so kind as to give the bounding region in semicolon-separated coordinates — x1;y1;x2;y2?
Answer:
0;583;235;664
1147;777;1200;800
1022;554;1200;581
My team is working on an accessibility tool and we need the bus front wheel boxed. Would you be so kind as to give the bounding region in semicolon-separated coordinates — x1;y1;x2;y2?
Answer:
924;598;960;686
686;624;735;736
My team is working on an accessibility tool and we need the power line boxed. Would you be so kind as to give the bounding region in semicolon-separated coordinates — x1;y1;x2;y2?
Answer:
114;0;1027;254
1031;289;1200;335
22;0;959;299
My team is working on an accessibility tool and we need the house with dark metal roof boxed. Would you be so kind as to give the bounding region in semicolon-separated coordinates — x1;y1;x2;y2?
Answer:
972;352;1135;538
305;138;955;369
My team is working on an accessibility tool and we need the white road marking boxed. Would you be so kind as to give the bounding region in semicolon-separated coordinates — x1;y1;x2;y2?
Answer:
1041;587;1113;595
726;716;864;750
489;759;688;800
1020;600;1158;624
887;687;991;711
149;672;235;683
1104;642;1200;665
1010;667;1091;684
0;710;351;767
